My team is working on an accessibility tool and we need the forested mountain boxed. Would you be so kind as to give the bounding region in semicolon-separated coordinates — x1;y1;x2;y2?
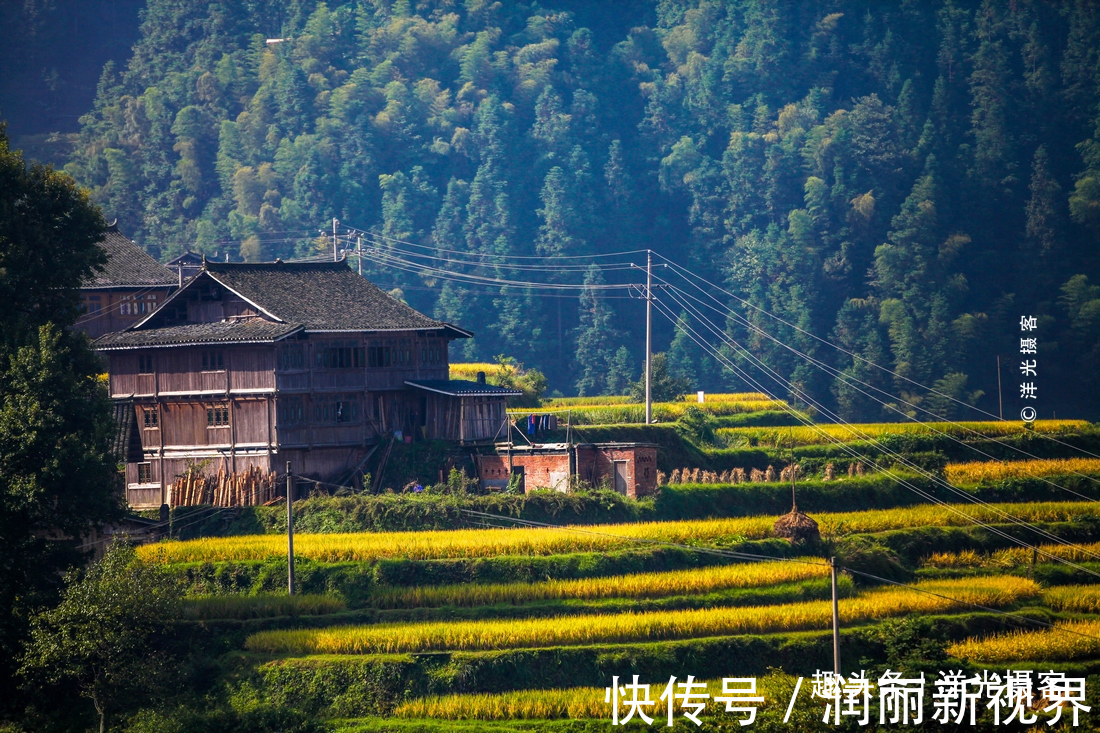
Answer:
62;0;1100;419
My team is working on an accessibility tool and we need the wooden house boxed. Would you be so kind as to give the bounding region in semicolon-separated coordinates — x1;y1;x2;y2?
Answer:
76;224;179;339
96;259;518;509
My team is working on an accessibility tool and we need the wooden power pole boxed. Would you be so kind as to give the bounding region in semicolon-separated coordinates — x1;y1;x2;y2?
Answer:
831;556;841;675
287;462;295;596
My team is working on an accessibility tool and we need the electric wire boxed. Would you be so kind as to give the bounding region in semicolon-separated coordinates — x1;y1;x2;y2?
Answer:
650;291;1100;559
656;254;1100;462
458;508;1100;644
655;275;1100;497
647;294;1100;576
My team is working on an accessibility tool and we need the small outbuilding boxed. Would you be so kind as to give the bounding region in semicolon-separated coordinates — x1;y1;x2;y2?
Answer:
475;442;658;498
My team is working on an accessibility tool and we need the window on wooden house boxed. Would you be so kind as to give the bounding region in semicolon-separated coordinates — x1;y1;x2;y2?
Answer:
142;407;158;428
206;404;229;427
137;462;153;484
367;345;391;367
277;398;304;425
201;350;224;371
280;345;304;370
334;398;360;423
420;343;442;365
138;354;154;374
317;343;365;369
83;295;102;315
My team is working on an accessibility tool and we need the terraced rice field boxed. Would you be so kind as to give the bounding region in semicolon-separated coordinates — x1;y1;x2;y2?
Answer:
718;420;1087;447
945;457;1100;483
948;618;1100;663
1042;585;1100;613
925;540;1100;568
368;560;830;608
245;576;1037;655
138;501;1096;564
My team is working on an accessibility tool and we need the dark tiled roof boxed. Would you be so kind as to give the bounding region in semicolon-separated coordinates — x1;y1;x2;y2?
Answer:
406;379;522;397
95;320;301;349
204;261;460;333
165;251;204;266
86;227;177;288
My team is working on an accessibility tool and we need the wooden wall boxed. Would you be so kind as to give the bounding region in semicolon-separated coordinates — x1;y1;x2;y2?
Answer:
77;286;173;339
109;346;275;397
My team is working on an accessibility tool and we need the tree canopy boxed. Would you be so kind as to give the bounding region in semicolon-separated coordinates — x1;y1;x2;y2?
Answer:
0;126;122;717
58;0;1100;417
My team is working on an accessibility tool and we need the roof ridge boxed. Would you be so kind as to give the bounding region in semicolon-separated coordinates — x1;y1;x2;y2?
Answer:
204;260;348;271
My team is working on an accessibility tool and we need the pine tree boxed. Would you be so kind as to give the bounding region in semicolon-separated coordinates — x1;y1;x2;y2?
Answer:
574;266;620;396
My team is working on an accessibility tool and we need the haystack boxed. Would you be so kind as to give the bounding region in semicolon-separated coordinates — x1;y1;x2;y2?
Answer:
773;507;820;544
773;452;819;544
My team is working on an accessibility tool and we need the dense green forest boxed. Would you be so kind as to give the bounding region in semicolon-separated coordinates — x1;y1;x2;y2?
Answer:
47;0;1100;418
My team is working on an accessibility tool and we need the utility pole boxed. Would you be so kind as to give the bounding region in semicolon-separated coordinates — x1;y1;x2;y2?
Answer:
830;556;840;675
332;217;339;262
287;462;295;596
645;250;652;424
357;236;363;276
996;355;1003;420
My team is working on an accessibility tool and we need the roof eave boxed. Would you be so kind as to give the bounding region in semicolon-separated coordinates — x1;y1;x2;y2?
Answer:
93;325;303;351
82;282;177;290
404;380;523;397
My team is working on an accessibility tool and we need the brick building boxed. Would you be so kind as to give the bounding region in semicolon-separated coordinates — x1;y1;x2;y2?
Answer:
475;442;658;498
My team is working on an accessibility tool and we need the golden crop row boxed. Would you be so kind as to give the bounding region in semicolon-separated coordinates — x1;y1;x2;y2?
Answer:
369;560;830;608
717;420;1088;447
948;618;1100;663
1043;585;1100;614
559;400;789;425
449;363;513;379
543;393;773;407
395;687;617;721
138;501;1095;565
181;593;344;620
245;576;1037;655
392;674;817;723
945;457;1100;484
924;540;1100;569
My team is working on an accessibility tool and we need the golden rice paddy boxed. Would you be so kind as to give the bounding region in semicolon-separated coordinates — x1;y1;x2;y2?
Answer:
368;560;830;608
948;618;1100;663
245;576;1037;655
924;540;1100;569
138;501;1096;565
718;420;1088;447
945;457;1100;484
1042;585;1100;614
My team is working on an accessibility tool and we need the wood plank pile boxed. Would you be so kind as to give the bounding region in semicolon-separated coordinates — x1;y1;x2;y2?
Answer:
170;465;277;507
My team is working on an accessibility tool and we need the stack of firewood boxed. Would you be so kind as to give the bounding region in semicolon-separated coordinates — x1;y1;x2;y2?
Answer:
170;466;277;507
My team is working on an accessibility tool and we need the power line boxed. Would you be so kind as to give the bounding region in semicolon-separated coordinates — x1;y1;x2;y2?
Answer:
647;295;1100;575
457;507;1100;645
657;255;1100;462
655;276;1100;495
655;275;1100;492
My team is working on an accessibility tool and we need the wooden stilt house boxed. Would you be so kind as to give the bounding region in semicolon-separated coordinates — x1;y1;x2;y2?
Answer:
96;258;518;509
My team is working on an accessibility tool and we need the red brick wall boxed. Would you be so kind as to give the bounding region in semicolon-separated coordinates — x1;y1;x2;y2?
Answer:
476;453;571;492
476;446;657;498
575;445;658;499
